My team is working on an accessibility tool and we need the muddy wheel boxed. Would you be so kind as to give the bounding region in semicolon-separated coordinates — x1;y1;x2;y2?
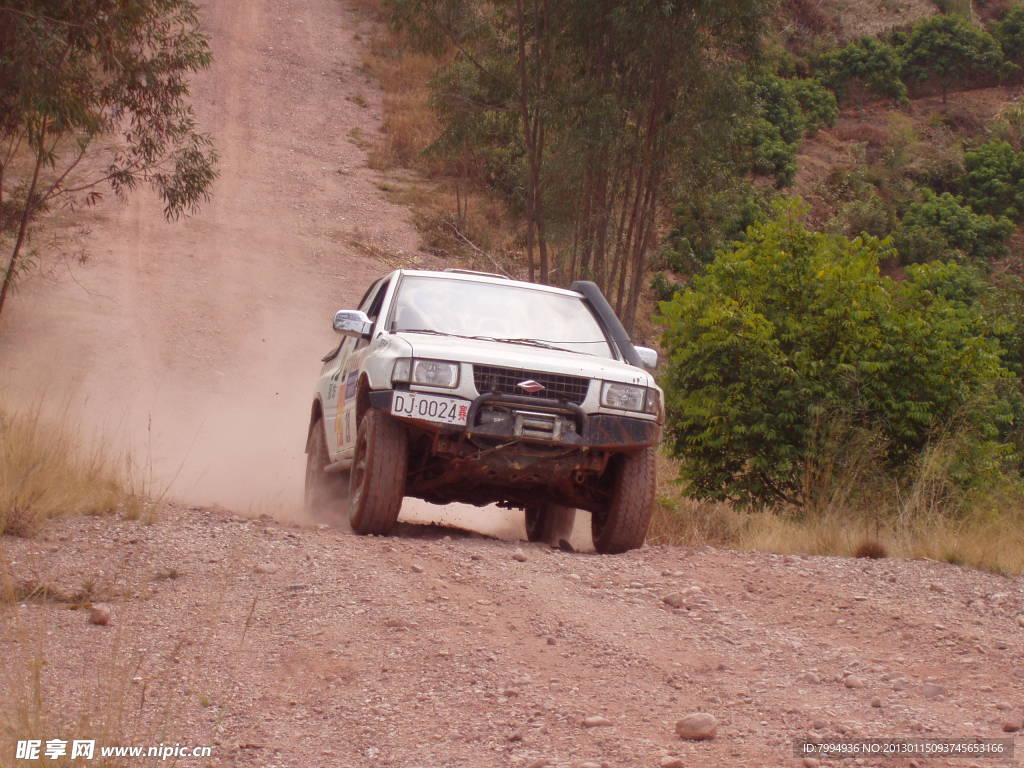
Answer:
592;446;656;554
525;504;576;545
304;416;349;519
349;408;407;535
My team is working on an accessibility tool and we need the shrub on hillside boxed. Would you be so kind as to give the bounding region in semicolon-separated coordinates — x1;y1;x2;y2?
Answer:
738;117;799;187
657;182;771;272
658;203;1015;507
994;4;1024;62
987;98;1024;150
830;192;896;238
785;77;839;136
816;36;908;103
892;189;1014;262
957;139;1024;220
900;14;1013;101
738;73;838;187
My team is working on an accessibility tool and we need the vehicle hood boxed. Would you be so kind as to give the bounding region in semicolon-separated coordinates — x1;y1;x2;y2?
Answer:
396;332;655;387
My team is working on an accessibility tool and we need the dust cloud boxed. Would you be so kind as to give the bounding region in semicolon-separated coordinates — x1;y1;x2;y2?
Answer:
0;0;393;521
0;0;556;543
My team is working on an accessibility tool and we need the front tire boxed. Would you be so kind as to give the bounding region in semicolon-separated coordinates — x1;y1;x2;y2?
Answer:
304;416;350;519
525;504;576;545
349;408;407;535
592;447;656;554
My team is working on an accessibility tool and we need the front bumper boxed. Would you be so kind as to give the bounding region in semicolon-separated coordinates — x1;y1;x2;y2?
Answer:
368;389;659;450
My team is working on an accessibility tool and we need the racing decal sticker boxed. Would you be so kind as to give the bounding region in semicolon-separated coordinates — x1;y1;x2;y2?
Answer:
335;370;359;446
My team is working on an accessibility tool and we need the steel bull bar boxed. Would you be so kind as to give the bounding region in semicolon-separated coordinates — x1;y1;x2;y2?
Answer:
368;390;658;450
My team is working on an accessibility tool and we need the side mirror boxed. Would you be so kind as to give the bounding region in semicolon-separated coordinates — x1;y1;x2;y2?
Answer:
333;309;372;338
635;346;658;371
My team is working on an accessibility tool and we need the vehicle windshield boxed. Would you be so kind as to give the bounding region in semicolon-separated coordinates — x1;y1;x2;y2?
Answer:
389;276;615;358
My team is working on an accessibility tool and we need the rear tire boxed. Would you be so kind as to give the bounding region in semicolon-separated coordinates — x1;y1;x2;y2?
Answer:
525;504;576;545
592;447;656;554
349;408;407;535
304;416;349;519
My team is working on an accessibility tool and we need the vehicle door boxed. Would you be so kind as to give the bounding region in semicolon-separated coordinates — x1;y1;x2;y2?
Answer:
335;276;392;459
318;278;382;459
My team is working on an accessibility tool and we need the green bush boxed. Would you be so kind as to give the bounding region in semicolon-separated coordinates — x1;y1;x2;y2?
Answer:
658;202;1015;506
892;189;1014;263
900;14;1012;101
657;182;771;272
785;77;839;136
957;139;1024;220
817;36;908;103
994;4;1024;63
737;73;837;187
651;271;685;302
738;117;798;187
830;192;896;239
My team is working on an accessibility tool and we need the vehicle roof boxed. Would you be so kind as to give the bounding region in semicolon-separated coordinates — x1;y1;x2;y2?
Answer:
394;269;584;298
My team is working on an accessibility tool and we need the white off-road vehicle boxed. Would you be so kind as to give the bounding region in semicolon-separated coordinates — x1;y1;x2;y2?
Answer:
304;269;663;553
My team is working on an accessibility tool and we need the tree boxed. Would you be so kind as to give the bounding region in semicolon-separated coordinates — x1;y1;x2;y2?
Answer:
957;139;1024;221
892;189;1014;263
734;72;837;189
994;4;1024;63
391;0;563;284
785;77;839;136
388;0;769;330
0;0;217;318
816;36;908;104
657;203;1013;506
559;0;765;328
900;14;1011;103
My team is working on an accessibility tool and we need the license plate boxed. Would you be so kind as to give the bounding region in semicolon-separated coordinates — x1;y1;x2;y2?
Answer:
391;392;468;426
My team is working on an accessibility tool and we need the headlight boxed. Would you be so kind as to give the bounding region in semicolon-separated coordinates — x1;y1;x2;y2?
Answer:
392;358;459;388
392;358;411;383
644;387;660;416
601;381;656;413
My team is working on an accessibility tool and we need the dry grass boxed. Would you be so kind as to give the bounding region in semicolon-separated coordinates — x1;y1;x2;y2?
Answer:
0;400;134;537
381;180;521;275
652;440;1024;576
362;28;444;171
356;6;530;279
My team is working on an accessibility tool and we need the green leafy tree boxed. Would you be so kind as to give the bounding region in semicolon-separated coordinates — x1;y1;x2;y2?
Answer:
994;4;1024;63
0;0;217;317
785;77;839;136
737;117;799;187
957;139;1024;220
816;36;908;104
900;14;1012;103
892;189;1013;263
657;181;771;273
389;0;769;331
737;72;838;188
658;203;1014;506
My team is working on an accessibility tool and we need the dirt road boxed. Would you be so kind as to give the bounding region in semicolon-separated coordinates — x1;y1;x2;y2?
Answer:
1;0;1023;766
4;505;1023;767
0;0;426;517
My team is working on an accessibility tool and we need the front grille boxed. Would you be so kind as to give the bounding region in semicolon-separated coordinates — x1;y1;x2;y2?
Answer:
473;365;591;404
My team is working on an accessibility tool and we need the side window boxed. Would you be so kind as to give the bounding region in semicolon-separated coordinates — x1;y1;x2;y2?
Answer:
357;279;382;313
365;280;388;327
356;277;390;348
